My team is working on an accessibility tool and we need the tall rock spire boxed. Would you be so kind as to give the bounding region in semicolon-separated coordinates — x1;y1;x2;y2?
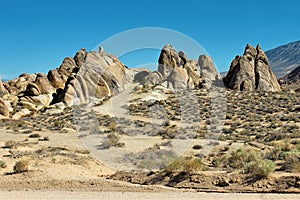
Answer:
224;44;281;92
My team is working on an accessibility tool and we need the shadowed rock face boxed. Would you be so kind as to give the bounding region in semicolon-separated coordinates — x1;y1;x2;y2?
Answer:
0;80;10;117
0;79;8;97
224;44;281;92
0;97;9;117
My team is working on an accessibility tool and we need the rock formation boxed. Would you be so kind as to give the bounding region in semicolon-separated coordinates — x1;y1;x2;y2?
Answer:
25;73;55;96
59;50;132;107
0;47;134;118
3;73;36;95
2;43;285;119
224;44;281;92
47;57;77;89
198;55;222;88
158;45;202;89
136;45;203;89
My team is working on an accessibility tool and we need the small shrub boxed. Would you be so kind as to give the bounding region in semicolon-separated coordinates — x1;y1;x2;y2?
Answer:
267;140;293;161
228;148;261;169
166;157;206;173
109;122;118;131
279;139;292;151
267;147;283;160
22;129;33;134
212;157;222;167
51;157;56;163
99;133;124;149
244;159;275;178
282;152;300;172
53;121;64;129
137;149;177;170
0;160;7;168
107;133;120;144
13;160;29;173
4;140;17;149
162;120;170;127
79;126;89;132
29;133;41;138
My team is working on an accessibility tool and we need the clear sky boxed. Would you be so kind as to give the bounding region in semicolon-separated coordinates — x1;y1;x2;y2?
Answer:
1;0;300;79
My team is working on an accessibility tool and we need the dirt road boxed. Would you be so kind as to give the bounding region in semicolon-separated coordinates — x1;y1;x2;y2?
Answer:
0;191;299;200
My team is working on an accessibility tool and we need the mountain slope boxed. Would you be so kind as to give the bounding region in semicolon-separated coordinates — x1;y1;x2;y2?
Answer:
282;65;300;83
266;40;300;78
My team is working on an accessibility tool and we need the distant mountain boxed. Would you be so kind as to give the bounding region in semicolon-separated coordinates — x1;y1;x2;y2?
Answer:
282;65;300;83
220;71;227;77
266;40;300;78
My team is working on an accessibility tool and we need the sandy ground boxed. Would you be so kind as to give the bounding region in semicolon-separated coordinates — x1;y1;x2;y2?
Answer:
0;191;299;200
1;88;300;199
0;129;115;178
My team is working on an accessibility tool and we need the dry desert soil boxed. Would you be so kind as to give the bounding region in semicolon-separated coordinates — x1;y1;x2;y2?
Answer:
1;84;300;199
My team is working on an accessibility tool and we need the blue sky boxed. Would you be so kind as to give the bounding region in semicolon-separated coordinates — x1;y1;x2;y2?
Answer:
1;0;300;79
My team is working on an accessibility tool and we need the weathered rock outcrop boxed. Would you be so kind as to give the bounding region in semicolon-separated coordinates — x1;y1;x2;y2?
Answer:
3;73;36;95
74;48;88;67
25;49;88;98
224;44;281;92
158;45;202;89
60;50;132;107
133;69;152;85
47;57;77;88
1;47;134;118
137;45;203;89
5;43;285;119
25;73;55;96
198;55;222;88
135;70;163;87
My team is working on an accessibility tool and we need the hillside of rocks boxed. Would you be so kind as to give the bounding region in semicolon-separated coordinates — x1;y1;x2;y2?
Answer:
0;44;282;119
0;48;133;118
